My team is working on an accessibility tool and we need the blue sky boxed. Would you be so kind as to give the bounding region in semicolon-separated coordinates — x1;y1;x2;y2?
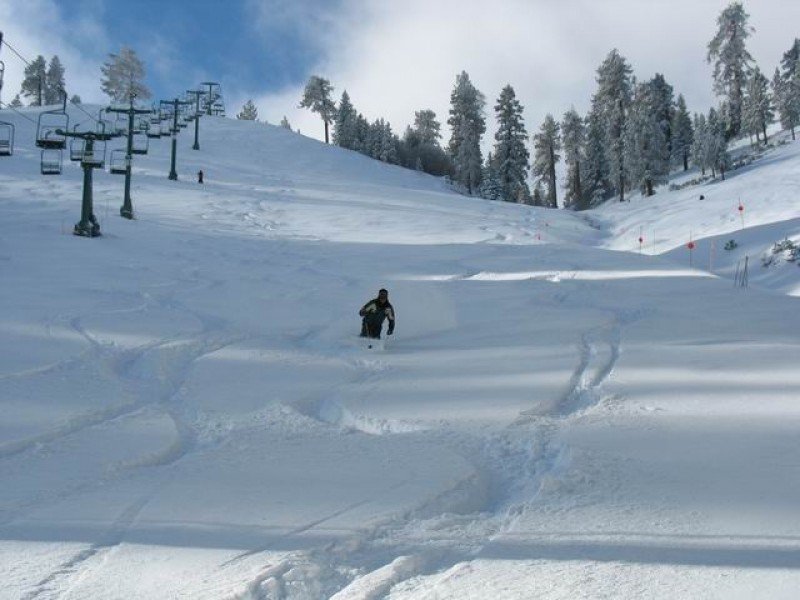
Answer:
51;0;338;101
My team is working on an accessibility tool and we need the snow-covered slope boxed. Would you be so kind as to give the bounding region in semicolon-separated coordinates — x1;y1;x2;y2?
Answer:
1;106;800;599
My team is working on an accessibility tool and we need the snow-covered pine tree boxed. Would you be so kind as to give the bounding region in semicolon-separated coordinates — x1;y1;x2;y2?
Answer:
594;49;633;201
780;39;800;83
299;75;336;144
379;120;398;163
532;114;561;208
532;181;544;207
9;94;23;108
671;94;694;171
649;74;674;158
447;71;486;195
492;85;530;203
691;113;709;176
583;104;610;207
773;65;799;141
333;90;358;149
561;108;586;210
707;2;754;139
742;67;773;145
478;153;504;201
280;116;292;129
414;110;442;146
355;113;370;154
70;95;82;105
21;55;46;106
706;107;731;179
101;47;151;102
44;56;65;105
236;99;258;120
624;81;670;197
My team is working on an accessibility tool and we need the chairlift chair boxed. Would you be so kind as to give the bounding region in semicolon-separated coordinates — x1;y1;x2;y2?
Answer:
109;149;128;175
114;112;128;135
81;139;106;169
69;137;85;162
131;131;149;155
40;149;63;175
36;110;68;150
0;121;14;156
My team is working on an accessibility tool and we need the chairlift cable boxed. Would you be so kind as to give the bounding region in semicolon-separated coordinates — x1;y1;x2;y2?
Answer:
0;38;33;67
0;100;38;125
1;37;99;126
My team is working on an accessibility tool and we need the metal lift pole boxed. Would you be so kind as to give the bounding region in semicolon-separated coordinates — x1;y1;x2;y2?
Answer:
107;95;151;218
186;90;203;150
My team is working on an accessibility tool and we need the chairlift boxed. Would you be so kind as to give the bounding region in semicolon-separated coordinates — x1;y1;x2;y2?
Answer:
0;120;14;156
40;149;63;175
131;130;149;155
114;112;128;135
36;104;69;150
69;137;85;162
81;139;107;169
109;149;128;175
96;111;113;136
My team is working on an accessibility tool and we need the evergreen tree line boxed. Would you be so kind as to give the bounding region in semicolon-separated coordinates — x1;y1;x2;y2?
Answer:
299;2;800;210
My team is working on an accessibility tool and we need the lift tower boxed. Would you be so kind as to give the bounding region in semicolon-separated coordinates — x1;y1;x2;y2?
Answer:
106;95;152;219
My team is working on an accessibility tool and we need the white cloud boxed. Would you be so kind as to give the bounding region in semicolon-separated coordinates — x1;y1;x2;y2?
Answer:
252;0;800;149
0;0;108;105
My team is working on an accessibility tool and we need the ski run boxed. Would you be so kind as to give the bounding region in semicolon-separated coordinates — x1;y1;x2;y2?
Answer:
1;106;800;599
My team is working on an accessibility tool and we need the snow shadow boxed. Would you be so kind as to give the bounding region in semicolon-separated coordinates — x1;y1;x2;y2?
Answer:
477;536;800;569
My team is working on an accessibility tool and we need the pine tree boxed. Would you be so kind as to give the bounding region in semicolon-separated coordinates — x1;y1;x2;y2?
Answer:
594;49;633;201
70;95;82;105
101;47;151;102
532;114;561;208
236;99;258;120
707;2;754;138
21;55;46;106
280;116;292;129
492;85;530;203
706;108;731;179
742;67;773;145
299;75;336;144
447;71;486;195
774;66;800;140
478;153;504;201
671;94;694;171
9;94;23;108
44;56;65;105
379;120;398;163
583;105;610;207
414;109;441;146
780;39;800;83
624;81;670;197
561;108;586;210
333;90;358;149
649;74;674;157
691;113;709;176
532;182;544;207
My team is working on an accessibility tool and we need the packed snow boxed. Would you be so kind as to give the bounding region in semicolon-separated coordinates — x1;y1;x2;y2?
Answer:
1;105;799;599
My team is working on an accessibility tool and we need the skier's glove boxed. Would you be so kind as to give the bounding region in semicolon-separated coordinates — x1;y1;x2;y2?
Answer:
387;328;394;336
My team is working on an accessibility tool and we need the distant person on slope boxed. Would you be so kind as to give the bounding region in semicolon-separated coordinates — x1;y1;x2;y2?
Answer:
359;288;395;339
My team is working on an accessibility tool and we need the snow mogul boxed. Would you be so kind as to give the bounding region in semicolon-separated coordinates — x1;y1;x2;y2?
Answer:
359;288;395;340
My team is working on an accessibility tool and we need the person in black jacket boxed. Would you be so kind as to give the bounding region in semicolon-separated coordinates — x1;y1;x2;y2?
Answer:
359;288;395;339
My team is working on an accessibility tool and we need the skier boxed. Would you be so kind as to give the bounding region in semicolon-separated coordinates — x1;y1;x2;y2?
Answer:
359;288;395;340
198;169;204;184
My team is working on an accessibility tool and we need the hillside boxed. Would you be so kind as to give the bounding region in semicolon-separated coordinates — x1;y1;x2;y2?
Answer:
1;106;799;599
